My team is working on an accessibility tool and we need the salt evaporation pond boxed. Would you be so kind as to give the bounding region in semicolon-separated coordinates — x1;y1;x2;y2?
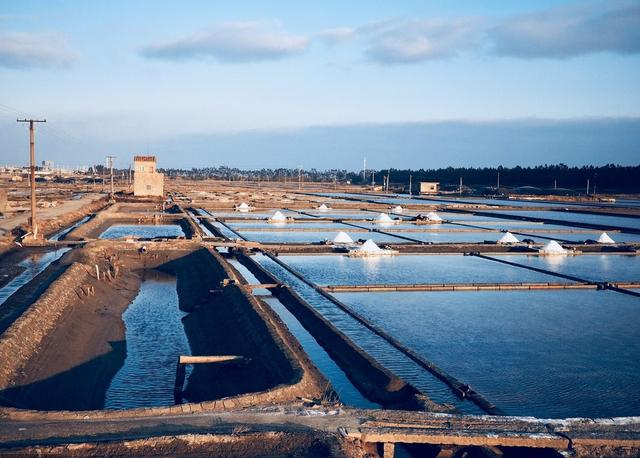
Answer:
0;248;70;311
334;289;640;418
239;231;403;244
497;254;640;283
228;221;353;231
389;231;498;243
105;272;191;409
255;254;484;414
494;210;640;230
278;254;562;285
100;224;185;239
262;297;378;409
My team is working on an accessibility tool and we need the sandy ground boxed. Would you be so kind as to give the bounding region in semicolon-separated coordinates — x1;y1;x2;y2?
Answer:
0;193;104;236
0;270;140;411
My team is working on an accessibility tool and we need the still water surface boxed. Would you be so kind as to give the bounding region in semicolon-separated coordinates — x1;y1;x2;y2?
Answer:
100;224;185;239
279;254;561;285
335;289;640;418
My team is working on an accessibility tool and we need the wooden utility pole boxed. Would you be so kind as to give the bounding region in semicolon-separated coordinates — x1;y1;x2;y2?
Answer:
17;118;46;238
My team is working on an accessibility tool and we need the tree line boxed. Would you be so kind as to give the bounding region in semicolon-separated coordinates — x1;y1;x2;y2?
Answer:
157;163;640;193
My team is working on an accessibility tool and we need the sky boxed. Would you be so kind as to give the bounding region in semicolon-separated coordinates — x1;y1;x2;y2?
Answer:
1;0;639;170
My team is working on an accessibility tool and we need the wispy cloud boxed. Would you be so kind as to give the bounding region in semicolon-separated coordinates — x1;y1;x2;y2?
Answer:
141;21;308;63
323;1;640;64
0;31;76;69
364;18;482;64
318;27;357;46
489;2;640;58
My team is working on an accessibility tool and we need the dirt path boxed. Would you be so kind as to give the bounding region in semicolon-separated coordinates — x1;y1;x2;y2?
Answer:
0;193;104;236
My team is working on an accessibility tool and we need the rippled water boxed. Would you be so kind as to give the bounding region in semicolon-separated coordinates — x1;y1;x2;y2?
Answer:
335;289;640;418
100;224;185;239
0;248;70;308
278;254;561;285
105;272;191;409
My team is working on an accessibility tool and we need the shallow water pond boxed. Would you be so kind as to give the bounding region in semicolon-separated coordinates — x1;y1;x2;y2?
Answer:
278;254;561;285
334;289;640;418
100;224;185;239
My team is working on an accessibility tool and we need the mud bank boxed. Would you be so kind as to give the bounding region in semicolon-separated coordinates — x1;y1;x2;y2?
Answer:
0;241;330;413
0;431;353;458
0;262;139;410
234;251;442;412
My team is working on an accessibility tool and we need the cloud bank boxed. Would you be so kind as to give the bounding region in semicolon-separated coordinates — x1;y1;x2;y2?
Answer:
141;21;308;62
0;31;75;69
490;2;640;58
321;1;640;64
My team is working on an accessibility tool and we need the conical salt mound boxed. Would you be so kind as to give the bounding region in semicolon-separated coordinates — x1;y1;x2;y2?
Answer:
540;240;567;255
269;210;287;222
426;212;443;222
317;203;329;211
497;232;519;244
333;231;353;244
597;232;615;244
376;213;393;223
392;205;403;214
237;202;250;212
359;239;384;253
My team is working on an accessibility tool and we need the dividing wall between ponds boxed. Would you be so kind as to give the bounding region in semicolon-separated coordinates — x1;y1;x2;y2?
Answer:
234;251;447;412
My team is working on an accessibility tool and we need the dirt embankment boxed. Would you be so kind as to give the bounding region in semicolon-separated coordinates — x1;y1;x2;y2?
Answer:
0;241;329;413
0;261;139;410
1;431;353;458
26;196;109;240
234;251;442;412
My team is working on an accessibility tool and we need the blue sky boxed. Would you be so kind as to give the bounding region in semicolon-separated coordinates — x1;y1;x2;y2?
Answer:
1;0;639;170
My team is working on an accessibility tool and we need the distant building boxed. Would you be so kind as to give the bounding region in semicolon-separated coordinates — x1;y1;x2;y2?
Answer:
133;156;164;197
420;182;440;195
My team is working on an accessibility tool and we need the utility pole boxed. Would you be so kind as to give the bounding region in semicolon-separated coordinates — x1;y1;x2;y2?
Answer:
586;178;590;196
387;168;391;193
459;177;463;195
17;118;46;239
371;171;375;187
106;155;116;200
497;172;500;190
363;157;366;184
298;166;302;190
409;175;412;198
